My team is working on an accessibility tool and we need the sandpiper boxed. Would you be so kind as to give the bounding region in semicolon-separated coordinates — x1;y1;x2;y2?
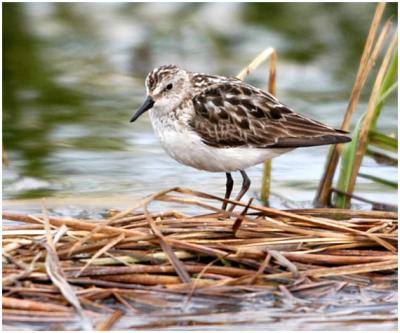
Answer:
130;64;351;210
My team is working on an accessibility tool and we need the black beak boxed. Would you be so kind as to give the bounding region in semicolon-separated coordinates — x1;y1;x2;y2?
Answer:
130;96;154;122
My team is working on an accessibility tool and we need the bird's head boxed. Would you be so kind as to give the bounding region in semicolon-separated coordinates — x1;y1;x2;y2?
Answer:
130;64;190;122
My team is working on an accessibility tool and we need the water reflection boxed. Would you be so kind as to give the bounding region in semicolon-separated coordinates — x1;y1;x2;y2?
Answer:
3;3;397;207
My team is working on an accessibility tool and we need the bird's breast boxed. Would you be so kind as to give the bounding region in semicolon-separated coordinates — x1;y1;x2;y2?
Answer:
149;109;197;162
148;109;291;172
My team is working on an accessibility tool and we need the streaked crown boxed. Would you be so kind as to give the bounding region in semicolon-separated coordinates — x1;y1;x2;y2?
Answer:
144;65;192;108
146;65;180;91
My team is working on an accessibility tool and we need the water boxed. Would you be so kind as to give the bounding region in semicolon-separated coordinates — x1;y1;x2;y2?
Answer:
2;3;398;331
3;2;398;209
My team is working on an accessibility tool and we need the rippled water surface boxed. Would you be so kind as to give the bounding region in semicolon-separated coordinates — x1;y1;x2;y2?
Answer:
3;2;397;210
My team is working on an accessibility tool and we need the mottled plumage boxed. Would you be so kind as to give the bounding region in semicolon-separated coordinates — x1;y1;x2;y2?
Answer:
190;78;349;149
131;64;351;210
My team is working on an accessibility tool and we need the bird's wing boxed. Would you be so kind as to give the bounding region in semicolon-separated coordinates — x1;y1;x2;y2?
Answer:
189;81;350;148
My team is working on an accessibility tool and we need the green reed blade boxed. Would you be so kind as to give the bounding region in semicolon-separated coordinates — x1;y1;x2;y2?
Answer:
334;50;397;208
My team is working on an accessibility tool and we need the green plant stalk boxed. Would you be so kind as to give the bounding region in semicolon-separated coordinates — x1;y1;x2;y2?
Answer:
358;173;397;188
371;53;398;130
260;159;272;204
335;118;363;208
369;130;398;152
377;81;398;104
313;4;387;208
334;50;397;208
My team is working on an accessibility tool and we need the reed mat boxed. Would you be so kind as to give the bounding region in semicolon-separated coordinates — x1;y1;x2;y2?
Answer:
3;187;397;330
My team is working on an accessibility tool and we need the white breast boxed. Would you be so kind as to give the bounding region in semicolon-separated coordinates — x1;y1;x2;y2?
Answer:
149;109;291;172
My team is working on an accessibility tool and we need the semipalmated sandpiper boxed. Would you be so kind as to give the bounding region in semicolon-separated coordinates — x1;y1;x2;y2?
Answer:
131;65;351;210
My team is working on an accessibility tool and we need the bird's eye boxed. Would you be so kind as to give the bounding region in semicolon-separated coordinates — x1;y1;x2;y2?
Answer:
166;83;173;90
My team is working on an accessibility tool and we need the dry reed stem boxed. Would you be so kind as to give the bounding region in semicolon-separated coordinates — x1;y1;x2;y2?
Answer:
75;233;125;278
315;3;387;206
347;33;398;196
98;274;183;285
262;47;277;204
263;259;397;280
96;309;124;331
41;204;93;330
236;48;276;81
3;309;74;317
248;252;271;285
66;190;167;255
2;296;73;313
3;252;41;286
63;264;251;278
112;292;138;313
144;205;191;283
237;47;277;204
232;198;253;235
286;208;397;219
183;257;222;307
162;187;396;251
3;212;150;239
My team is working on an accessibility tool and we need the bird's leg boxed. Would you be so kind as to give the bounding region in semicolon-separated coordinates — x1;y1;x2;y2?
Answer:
222;172;234;210
228;170;251;212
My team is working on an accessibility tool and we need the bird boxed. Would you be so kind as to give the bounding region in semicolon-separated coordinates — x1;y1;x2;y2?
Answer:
130;64;351;210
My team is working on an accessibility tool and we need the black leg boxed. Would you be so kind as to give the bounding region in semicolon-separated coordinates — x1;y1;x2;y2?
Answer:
222;172;234;210
228;170;251;212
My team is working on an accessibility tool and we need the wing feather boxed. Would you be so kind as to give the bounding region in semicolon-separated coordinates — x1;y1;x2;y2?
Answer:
189;80;350;149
